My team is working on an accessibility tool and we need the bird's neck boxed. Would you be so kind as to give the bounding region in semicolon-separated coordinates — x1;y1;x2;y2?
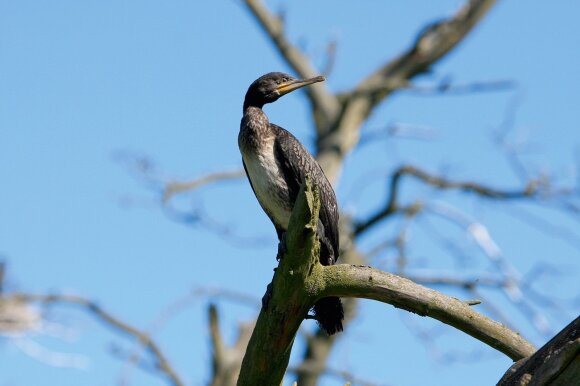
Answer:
241;106;270;133
239;106;273;152
243;95;265;111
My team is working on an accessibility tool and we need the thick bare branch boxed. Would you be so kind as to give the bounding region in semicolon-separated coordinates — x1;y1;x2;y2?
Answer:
237;178;322;385
11;293;184;386
352;0;497;103
316;0;497;181
321;265;536;361
238;180;536;384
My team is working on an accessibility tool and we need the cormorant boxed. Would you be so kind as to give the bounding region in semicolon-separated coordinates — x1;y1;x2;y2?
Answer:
238;72;344;335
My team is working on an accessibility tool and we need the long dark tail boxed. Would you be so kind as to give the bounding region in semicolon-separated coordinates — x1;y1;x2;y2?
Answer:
314;220;343;334
313;296;344;335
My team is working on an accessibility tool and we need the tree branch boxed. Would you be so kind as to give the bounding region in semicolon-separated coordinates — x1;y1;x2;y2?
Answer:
351;0;498;103
209;303;253;386
238;180;535;384
163;169;245;203
355;164;538;235
237;178;323;385
321;265;536;361
403;79;516;96
11;293;184;386
316;0;497;181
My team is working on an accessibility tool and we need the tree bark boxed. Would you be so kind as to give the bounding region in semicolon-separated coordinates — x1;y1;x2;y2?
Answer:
497;316;579;386
237;179;323;386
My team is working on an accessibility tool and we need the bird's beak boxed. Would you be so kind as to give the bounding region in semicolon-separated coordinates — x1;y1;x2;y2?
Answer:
276;76;325;96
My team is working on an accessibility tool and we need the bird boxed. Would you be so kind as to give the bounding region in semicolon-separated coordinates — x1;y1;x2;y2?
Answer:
238;72;344;335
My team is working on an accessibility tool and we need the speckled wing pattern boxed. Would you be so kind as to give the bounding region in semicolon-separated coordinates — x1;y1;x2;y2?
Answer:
271;123;339;265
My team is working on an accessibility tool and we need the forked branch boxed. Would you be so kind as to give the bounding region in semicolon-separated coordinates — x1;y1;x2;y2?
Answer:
355;164;540;235
238;180;535;385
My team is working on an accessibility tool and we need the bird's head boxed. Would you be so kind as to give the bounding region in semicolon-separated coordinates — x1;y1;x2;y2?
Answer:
243;72;325;110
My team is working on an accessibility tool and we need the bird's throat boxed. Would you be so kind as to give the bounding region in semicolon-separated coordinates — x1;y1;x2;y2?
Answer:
239;107;273;154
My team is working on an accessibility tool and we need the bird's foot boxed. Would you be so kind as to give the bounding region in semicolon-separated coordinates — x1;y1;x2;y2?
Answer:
276;232;287;261
261;282;273;309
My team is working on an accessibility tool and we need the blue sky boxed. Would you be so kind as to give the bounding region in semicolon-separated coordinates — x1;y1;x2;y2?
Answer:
1;1;579;385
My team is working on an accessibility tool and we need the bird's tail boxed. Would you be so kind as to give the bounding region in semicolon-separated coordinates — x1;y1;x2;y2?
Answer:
313;296;344;335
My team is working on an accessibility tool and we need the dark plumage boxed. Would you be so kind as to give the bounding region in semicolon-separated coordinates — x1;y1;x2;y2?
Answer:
238;72;343;335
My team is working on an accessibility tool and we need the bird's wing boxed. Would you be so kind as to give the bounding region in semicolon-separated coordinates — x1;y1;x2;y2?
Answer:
272;124;339;263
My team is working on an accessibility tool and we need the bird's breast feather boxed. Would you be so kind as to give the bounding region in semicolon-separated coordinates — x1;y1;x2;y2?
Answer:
243;142;293;228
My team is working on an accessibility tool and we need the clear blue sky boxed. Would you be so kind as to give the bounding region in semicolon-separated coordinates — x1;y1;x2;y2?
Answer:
1;1;579;385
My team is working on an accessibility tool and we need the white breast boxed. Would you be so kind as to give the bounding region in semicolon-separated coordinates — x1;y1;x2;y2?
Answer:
242;140;292;227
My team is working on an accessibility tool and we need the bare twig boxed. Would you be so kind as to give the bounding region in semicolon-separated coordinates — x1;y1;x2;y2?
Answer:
354;164;537;235
359;122;440;146
209;304;253;386
163;169;245;203
11;293;184;386
398;165;539;199
161;204;271;248
117;285;258;386
427;202;553;335
321;39;338;78
491;91;532;181
11;337;89;369
403;79;516;96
